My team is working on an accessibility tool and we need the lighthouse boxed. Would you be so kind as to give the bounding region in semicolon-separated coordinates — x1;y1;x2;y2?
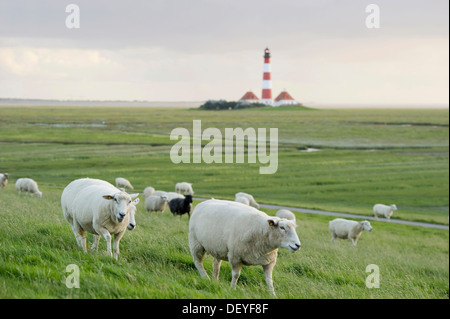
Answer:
261;47;273;106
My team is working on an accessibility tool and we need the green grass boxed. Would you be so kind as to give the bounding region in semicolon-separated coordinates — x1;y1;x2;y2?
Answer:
0;105;448;298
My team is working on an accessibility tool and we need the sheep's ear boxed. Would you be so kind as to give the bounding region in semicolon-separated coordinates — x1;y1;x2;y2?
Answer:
133;198;140;205
103;195;114;200
130;193;139;199
268;219;278;227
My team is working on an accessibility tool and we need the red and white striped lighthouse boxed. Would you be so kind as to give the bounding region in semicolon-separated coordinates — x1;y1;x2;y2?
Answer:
261;47;273;105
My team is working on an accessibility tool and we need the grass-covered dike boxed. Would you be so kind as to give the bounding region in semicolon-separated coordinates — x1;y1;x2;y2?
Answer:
0;105;448;299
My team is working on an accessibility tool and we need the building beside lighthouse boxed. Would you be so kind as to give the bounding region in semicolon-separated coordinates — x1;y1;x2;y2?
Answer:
238;47;300;107
274;90;298;106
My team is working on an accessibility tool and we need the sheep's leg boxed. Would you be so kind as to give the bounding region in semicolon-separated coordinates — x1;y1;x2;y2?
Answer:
91;235;100;252
112;231;125;260
228;254;242;289
330;232;336;242
95;227;112;257
263;262;277;297
191;243;209;279
73;223;87;252
351;238;358;247
212;258;222;280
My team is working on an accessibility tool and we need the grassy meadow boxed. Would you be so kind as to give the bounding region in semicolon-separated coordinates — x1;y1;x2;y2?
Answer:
0;105;448;299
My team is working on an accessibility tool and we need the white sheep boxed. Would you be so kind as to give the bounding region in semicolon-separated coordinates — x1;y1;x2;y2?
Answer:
329;218;373;247
373;204;397;220
15;178;42;197
167;192;185;202
235;196;250;205
189;199;301;296
91;197;140;248
276;209;296;222
175;182;194;195
115;177;134;190
145;195;169;213
235;192;260;209
61;178;139;259
0;173;8;189
143;186;155;198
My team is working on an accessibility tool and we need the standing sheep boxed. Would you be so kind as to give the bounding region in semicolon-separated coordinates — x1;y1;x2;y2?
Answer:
145;195;169;213
373;204;397;220
189;199;301;296
143;186;155;198
61;178;139;259
15;178;42;197
0;173;8;189
115;177;134;190
235;192;260;209
276;209;296;222
329;218;373;247
175;182;194;195
169;194;193;218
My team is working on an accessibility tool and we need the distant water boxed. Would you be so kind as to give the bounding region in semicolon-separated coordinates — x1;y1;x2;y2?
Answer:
0;98;203;108
0;98;447;109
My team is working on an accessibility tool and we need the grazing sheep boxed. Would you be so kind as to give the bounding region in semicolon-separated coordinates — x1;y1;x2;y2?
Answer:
189;199;301;296
115;177;134;190
235;192;260;209
167;192;185;201
175;182;194;195
235;196;250;205
145;195;169;213
15;178;42;197
276;209;296;222
143;186;155;198
169;194;193;218
0;173;8;189
373;204;397;220
329;218;372;247
61;178;139;259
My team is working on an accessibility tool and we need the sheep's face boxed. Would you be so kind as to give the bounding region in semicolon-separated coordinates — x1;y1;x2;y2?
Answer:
103;192;139;223
268;218;301;252
127;198;140;230
391;204;398;211
361;221;373;232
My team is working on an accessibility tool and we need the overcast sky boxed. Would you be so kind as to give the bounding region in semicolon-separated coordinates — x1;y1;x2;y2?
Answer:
0;0;448;106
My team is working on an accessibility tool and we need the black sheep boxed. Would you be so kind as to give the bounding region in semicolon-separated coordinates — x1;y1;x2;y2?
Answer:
169;195;193;218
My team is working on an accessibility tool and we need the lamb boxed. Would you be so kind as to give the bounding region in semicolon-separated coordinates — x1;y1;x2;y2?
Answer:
145;195;169;213
276;209;296;222
189;199;301;296
169;194;193;218
329;218;373;247
15;178;42;197
235;192;259;209
115;177;134;190
175;182;194;195
0;173;8;189
373;204;397;220
143;186;155;198
61;178;139;259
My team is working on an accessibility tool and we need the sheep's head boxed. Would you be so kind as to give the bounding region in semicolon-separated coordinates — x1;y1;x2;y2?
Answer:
267;218;301;253
127;198;140;230
391;204;398;211
360;221;373;232
103;192;139;223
